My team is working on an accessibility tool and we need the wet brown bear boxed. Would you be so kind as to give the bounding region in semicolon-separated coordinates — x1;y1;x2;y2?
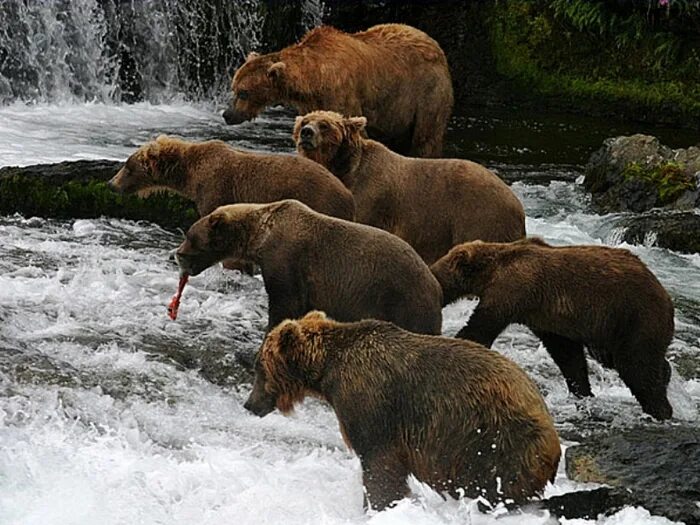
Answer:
244;311;560;510
431;238;675;420
175;200;442;334
224;24;453;158
294;111;526;264
108;135;354;220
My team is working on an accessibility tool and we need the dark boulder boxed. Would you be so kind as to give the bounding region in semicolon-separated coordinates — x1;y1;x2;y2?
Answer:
566;425;700;525
619;210;700;255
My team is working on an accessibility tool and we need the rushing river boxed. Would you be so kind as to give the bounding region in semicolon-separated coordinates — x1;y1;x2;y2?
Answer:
0;101;698;525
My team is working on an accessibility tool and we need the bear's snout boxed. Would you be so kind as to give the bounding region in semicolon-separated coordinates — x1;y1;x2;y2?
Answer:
223;105;248;125
107;169;126;193
299;125;318;149
243;395;275;417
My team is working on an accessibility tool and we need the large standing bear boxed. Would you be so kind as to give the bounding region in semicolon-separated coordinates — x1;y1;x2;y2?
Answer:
430;238;675;420
244;311;561;510
223;24;453;158
294;111;526;264
175;200;442;334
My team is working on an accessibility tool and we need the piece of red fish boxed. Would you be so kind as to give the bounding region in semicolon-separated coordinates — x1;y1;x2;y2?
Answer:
167;273;189;320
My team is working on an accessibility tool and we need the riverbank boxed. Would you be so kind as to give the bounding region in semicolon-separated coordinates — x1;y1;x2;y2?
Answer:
325;0;700;129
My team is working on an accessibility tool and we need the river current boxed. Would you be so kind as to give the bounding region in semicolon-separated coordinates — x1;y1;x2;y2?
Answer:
0;101;698;525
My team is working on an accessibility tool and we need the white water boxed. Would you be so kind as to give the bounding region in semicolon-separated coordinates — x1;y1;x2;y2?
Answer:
0;104;698;525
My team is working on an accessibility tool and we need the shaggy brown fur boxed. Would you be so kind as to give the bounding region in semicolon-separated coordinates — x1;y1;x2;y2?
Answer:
431;238;675;420
223;24;453;158
175;200;442;334
244;311;561;510
293;111;526;264
108;135;355;220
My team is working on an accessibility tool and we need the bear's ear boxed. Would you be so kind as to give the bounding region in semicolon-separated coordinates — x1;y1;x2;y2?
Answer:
273;320;303;356
246;51;260;61
450;247;474;272
302;311;327;322
293;116;304;140
208;213;223;230
267;61;286;82
344;116;367;136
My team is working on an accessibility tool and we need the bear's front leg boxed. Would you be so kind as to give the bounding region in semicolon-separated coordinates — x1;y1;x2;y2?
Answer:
361;451;410;511
534;330;592;397
455;308;507;348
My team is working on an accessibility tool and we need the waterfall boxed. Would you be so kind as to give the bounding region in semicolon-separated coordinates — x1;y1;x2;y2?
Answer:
301;0;324;31
0;0;264;104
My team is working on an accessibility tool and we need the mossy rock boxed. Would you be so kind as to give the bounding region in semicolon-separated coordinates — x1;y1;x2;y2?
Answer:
0;160;198;231
584;134;700;213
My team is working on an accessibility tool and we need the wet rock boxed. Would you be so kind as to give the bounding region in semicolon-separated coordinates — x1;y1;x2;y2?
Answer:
542;487;633;520
566;425;700;524
0;159;197;231
584;134;700;213
618;210;700;254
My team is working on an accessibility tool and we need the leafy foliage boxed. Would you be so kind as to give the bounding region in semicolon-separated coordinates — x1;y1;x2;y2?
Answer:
622;161;696;204
490;0;700;124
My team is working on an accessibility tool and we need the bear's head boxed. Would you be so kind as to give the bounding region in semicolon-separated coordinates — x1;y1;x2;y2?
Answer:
293;111;366;170
108;135;187;196
244;311;330;417
429;241;494;303
223;51;287;125
175;203;266;277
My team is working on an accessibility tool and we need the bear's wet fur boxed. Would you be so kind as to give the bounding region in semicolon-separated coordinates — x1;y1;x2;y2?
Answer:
293;110;526;264
108;135;355;221
244;311;561;510
431;238;675;420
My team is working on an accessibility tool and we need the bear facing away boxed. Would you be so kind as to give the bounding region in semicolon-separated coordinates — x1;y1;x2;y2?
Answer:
108;135;355;221
175;200;442;334
293;111;526;264
223;24;453;158
430;238;675;420
244;311;561;510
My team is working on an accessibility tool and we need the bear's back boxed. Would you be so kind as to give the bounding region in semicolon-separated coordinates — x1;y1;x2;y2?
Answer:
270;203;443;334
211;148;355;221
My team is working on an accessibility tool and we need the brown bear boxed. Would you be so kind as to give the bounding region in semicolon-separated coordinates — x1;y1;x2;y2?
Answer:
244;311;561;510
175;200;442;334
293;111;526;264
430;238;675;420
223;24;453;158
108;135;355;220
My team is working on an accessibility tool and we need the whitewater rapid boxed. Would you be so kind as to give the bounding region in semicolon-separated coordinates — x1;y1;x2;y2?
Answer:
0;102;698;525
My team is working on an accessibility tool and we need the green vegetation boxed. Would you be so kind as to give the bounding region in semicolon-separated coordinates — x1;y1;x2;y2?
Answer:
622;161;696;204
0;176;198;230
489;0;700;124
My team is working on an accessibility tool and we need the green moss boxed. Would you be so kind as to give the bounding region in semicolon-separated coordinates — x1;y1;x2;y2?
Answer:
489;1;700;124
622;161;696;204
0;176;197;230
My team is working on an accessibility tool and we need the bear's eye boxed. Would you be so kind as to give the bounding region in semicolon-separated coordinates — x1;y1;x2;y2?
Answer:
237;90;249;101
318;121;329;131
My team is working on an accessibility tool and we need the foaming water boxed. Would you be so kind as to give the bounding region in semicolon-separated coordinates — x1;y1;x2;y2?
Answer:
0;103;296;167
1;106;699;524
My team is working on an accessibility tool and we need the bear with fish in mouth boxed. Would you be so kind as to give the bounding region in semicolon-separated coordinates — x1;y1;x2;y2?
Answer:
244;310;561;510
173;200;442;334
